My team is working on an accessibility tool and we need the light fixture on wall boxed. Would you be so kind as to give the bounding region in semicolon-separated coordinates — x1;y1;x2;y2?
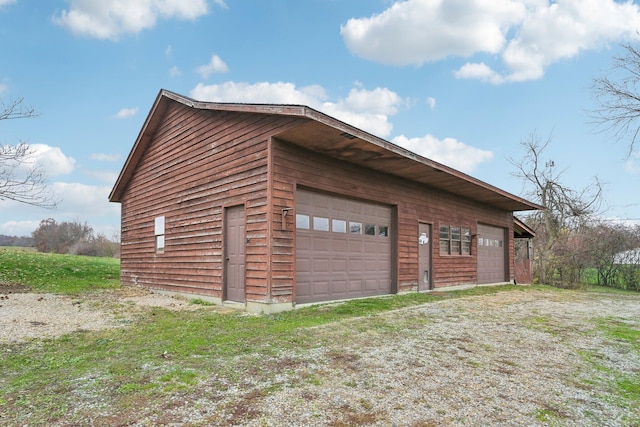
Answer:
282;208;292;231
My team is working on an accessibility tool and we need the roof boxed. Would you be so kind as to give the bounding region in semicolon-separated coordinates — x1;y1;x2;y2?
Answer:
110;89;542;212
514;217;536;238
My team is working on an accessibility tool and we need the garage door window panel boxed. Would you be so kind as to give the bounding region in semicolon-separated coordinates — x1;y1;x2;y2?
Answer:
313;217;329;231
350;222;362;234
296;214;310;230
365;224;376;236
332;219;347;233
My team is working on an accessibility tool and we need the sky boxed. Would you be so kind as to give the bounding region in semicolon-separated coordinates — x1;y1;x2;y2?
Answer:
1;0;640;239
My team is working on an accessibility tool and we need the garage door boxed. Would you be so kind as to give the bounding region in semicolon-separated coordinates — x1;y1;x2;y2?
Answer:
477;224;507;284
295;189;392;304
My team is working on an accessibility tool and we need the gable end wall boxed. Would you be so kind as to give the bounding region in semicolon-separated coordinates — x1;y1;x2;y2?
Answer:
119;102;303;301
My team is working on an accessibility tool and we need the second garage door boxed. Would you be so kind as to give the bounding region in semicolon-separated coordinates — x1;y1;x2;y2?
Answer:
295;189;392;304
477;224;507;284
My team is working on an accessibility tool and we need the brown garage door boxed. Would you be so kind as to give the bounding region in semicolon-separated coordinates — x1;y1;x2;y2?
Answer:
295;189;392;304
477;224;507;284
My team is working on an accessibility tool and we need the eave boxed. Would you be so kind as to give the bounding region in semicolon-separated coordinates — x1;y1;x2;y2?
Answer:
110;89;542;213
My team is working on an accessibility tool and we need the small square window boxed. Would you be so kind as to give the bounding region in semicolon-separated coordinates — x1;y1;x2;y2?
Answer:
332;219;347;233
349;222;362;234
439;226;450;239
378;225;389;237
296;214;310;230
154;216;165;235
364;224;376;236
156;235;165;253
313;217;329;232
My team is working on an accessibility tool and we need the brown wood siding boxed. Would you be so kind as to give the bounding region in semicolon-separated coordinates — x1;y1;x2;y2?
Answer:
271;139;514;293
119;102;303;300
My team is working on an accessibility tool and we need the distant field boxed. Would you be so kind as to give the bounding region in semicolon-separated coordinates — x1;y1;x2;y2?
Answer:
0;246;36;252
0;247;120;293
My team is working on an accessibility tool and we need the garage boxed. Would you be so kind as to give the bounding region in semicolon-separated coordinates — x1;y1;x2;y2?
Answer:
295;188;392;304
477;224;507;284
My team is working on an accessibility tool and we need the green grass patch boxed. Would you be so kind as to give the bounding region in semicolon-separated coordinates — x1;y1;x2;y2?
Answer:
597;317;640;352
0;284;532;425
189;297;216;306
0;248;119;293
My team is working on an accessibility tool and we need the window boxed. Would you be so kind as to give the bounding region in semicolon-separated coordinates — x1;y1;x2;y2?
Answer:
332;219;347;233
313;216;329;231
364;224;376;236
440;225;471;256
155;216;165;253
349;222;362;234
450;227;461;255
439;226;450;254
462;228;471;255
296;214;310;230
378;225;389;237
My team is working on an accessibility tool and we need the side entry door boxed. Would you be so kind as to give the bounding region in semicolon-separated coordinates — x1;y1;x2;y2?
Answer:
418;223;432;291
225;205;246;302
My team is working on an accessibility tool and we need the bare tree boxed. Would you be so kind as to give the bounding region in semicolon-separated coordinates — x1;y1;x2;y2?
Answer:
592;41;640;158
510;131;603;285
0;97;57;208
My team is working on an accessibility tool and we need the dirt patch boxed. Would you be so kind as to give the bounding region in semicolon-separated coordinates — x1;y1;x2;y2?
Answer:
0;286;228;344
0;282;31;294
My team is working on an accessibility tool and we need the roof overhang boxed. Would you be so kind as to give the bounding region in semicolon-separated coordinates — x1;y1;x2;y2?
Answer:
110;89;542;213
514;217;536;238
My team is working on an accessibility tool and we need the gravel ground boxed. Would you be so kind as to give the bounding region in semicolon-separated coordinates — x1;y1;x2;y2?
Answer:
0;286;199;344
1;286;639;426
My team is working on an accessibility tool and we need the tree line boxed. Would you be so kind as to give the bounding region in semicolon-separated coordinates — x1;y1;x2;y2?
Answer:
514;132;640;291
31;218;120;258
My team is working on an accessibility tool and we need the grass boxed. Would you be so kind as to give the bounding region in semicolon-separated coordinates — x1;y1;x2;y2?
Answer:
1;248;639;425
0;248;119;293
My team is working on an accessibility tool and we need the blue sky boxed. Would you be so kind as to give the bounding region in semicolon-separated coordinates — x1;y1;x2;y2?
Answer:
1;0;640;238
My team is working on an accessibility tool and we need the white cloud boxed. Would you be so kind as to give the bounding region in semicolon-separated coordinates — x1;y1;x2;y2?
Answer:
190;80;494;167
51;182;120;218
165;44;173;58
341;0;524;65
0;220;41;237
342;0;640;84
25;144;76;176
90;153;122;162
0;181;120;236
426;96;436;110
190;81;402;138
0;0;16;7
454;62;505;85
113;107;138;119
392;134;493;173
0;82;7;95
84;169;120;184
196;54;229;79
213;0;228;9
169;65;182;78
53;0;210;40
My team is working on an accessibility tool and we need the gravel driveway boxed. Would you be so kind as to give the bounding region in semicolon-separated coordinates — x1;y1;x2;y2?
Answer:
1;286;639;426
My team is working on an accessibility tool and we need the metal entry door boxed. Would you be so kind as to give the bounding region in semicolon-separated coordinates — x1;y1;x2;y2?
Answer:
225;205;245;302
418;223;432;291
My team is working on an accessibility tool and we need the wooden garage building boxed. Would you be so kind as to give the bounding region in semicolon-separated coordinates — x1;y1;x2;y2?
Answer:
109;89;539;313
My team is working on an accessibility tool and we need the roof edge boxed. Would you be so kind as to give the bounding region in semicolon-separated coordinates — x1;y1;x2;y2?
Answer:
110;89;542;212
